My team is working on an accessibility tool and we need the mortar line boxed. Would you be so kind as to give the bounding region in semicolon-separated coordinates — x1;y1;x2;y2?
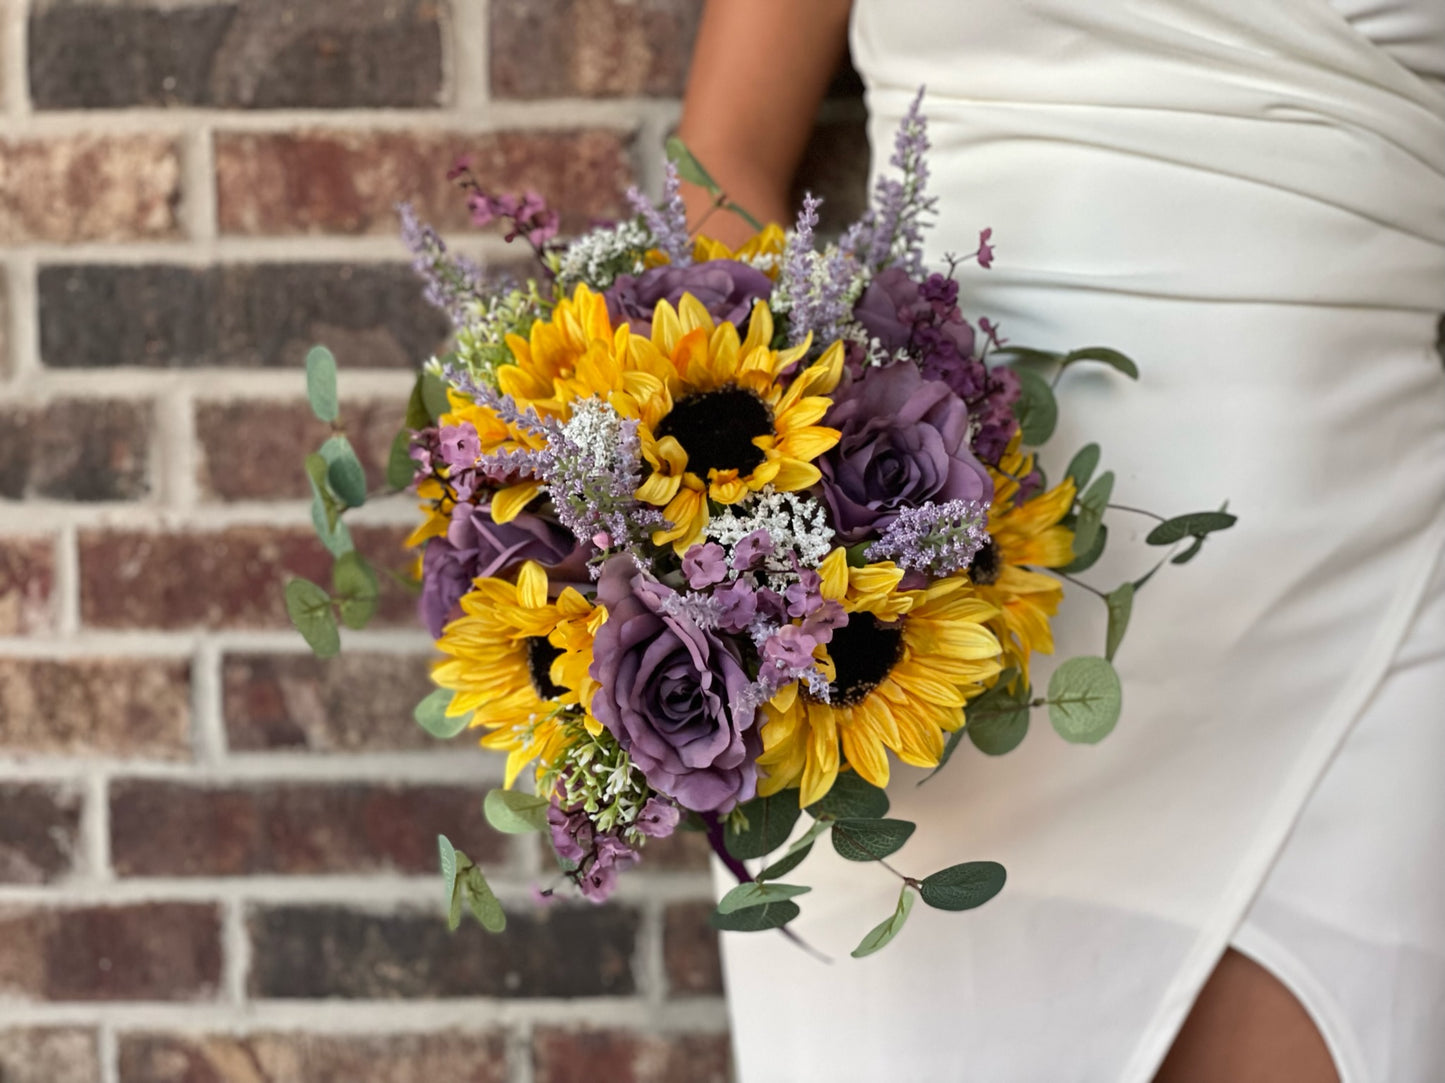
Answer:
191;638;226;767
53;520;79;636
2;0;28;119
182;117;218;243
82;767;111;883
449;0;489;112
5;249;40;383
155;379;196;509
11;368;420;400
221;897;250;1006
637;894;667;1010
98;1022;119;1083
508;1020;535;1083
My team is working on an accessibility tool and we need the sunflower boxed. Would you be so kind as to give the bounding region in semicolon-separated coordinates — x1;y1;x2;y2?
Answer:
690;223;787;276
967;434;1077;683
756;550;1002;806
431;561;604;787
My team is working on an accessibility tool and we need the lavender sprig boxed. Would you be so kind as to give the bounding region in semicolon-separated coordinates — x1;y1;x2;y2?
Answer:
776;194;861;349
626;161;692;267
398;202;486;323
866;499;991;577
840;88;936;276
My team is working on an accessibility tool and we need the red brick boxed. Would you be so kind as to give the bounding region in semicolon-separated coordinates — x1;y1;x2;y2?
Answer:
215;129;634;236
489;0;701;99
533;1029;732;1083
222;652;437;752
0;658;191;758
0;783;83;884
196;397;407;502
118;1031;508;1083
663;901;723;996
0;536;56;635
639;825;713;871
78;525;415;630
0;1028;100;1083
0;903;221;1001
0;136;180;243
0;399;153;501
110;780;501;877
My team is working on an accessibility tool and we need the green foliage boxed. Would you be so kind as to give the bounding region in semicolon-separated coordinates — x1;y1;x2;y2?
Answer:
439;834;460;902
305;345;339;423
1064;443;1101;492
852;885;915;958
1063;346;1139;380
1059;522;1107;575
421;370;451;424
725;793;801;861
1047;657;1123;744
756;820;830;881
666;136;721;193
1012;368;1058;446
332;551;378;630
1105;582;1134;662
414;688;473;739
483;789;551;834
716;881;812;915
284;578;339;658
1171;535;1208;565
918;861;1007;911
440;835;506;934
1072;471;1115;560
463;865;507;933
831;818;915;863
806;772;890;820
386;429;415;491
709;900;801;932
990;346;1061;370
964;677;1033;757
322;435;367;509
1146;510;1238;546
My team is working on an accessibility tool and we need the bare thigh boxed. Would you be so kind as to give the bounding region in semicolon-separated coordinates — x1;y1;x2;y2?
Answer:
1153;948;1341;1083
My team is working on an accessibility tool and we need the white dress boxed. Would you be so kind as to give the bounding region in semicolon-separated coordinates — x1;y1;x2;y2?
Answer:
719;1;1445;1080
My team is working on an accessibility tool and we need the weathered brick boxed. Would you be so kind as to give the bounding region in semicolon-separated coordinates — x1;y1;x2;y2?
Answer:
196;398;406;502
248;904;638;998
118;1031;508;1083
638;826;712;871
0;399;152;501
0;903;221;1001
0;136;180;243
790;118;870;236
111;781;500;877
215;129;634;236
0;536;56;635
0;783;83;884
38;263;449;370
0;658;191;759
489;0;700;99
0;1028;100;1083
222;652;437;752
663;901;723;996
29;0;443;110
533;1029;732;1083
78;525;414;630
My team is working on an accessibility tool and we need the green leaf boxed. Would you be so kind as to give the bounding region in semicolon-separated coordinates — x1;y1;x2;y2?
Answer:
405;373;433;431
420;371;451;424
1059;522;1107;575
851;885;915;959
1063;346;1140;380
1064;444;1101;492
709;900;800;932
919;670;1021;780
806;772;890;820
438;834;459;902
385;428;415;491
1071;471;1115;560
414;687;472;739
831;818;915;863
1134;559;1165;592
919;861;1007;911
322;435;367;509
1105;582;1134;662
1171;535;1208;565
725;792;801;861
305;345;339;423
665;136;722;194
463;866;507;933
716;881;812;915
1012;368;1058;446
722;199;764;231
483;788;551;834
1047;657;1123;744
1146;511;1238;546
756;820;830;881
309;492;354;556
965;679;1032;757
331;551;379;630
283;577;339;658
447;873;465;932
991;346;1062;369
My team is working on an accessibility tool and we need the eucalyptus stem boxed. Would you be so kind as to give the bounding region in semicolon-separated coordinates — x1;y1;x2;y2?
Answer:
1107;503;1166;522
1055;570;1108;600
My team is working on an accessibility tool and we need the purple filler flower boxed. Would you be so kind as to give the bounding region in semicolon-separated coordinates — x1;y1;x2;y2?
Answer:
589;559;760;813
604;259;772;335
818;361;994;544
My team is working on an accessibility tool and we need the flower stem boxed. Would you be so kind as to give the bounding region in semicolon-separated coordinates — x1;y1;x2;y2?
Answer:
1106;503;1166;522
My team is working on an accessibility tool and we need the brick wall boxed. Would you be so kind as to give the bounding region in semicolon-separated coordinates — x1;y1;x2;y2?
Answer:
0;2;866;1081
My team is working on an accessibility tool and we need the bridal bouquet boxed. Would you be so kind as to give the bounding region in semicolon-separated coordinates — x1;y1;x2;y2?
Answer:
285;92;1234;956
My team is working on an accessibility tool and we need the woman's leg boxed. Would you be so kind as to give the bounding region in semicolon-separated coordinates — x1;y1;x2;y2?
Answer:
1154;948;1340;1083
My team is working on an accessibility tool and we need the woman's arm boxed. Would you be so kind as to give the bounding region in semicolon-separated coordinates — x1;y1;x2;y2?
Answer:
677;0;853;246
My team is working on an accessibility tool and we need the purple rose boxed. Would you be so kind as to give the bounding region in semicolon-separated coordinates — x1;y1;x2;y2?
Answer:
604;259;773;334
418;501;592;638
855;267;977;364
589;559;760;813
818;361;995;544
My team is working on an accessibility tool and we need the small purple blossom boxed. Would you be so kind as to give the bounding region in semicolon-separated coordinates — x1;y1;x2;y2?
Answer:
976;228;996;269
635;797;682;839
866;499;992;578
626;161;691;266
682;542;729;589
733;529;774;571
712;579;759;634
547;801;639;903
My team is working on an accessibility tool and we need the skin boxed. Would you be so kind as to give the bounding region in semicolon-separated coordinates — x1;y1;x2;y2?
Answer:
679;3;1342;1080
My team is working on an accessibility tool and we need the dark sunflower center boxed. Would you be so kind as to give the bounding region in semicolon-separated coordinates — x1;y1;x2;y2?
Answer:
824;613;905;706
968;536;1001;586
656;386;772;478
525;636;565;700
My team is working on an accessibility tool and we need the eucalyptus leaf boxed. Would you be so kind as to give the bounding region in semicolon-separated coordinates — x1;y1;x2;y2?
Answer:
756;820;830;881
1105;582;1134;662
332;551;379;630
447;874;465;932
1047;657;1123;744
438;834;459;902
991;346;1062;369
806;772;889;820
723;199;764;231
305;345;338;423
1012;368;1058;446
1063;346;1140;380
1064;444;1101;492
725;792;801;861
483;788;552;834
1171;535;1208;565
965;680;1032;757
323;436;367;509
463;866;507;933
420;370;451;424
851;885;915;959
716;881;812;915
709;900;800;932
386;428;415;491
1145;511;1238;546
831;818;915;863
405;373;433;431
1072;471;1115;559
309;492;354;557
919;861;1007;911
920;672;1023;778
414;687;472;739
1059;523;1108;575
283;577;339;658
665;135;722;194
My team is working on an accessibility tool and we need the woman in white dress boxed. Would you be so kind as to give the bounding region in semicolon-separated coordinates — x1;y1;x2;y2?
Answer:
678;1;1445;1080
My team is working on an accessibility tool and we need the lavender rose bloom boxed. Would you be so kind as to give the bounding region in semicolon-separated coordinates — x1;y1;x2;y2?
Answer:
604;259;772;334
589;559;760;813
419;501;591;638
818;361;995;544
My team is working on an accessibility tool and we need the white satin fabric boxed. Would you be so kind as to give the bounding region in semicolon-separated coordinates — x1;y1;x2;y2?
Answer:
719;2;1445;1080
